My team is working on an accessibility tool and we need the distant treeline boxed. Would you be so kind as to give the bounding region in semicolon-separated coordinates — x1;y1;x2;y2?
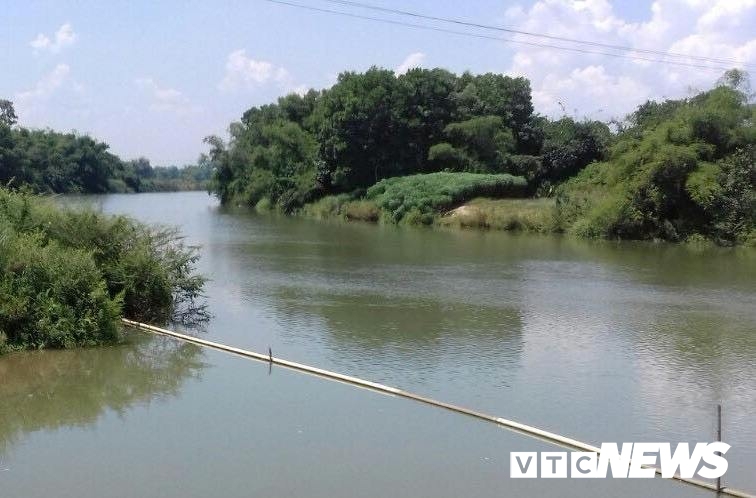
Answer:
112;157;213;193
0;101;211;194
206;67;754;245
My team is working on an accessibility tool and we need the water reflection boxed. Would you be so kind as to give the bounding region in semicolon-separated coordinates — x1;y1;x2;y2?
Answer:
0;332;206;451
271;287;525;388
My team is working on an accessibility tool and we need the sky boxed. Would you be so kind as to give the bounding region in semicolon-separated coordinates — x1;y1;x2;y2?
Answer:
2;0;755;165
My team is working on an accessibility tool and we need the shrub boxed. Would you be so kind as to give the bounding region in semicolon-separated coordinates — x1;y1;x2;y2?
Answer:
0;231;121;351
709;146;756;245
427;142;471;171
255;197;272;212
0;188;207;353
301;193;353;219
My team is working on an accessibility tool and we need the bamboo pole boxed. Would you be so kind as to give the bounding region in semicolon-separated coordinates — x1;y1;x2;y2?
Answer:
718;404;724;493
121;318;754;498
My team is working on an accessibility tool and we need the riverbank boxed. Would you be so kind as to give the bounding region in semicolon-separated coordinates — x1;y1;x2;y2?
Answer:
295;189;754;248
300;192;556;231
300;171;529;225
206;70;754;247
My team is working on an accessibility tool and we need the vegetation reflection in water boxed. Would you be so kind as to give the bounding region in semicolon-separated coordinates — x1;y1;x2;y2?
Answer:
0;331;206;452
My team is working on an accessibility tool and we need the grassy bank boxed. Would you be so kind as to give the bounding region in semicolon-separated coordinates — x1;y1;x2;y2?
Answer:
301;172;527;226
439;198;559;232
0;188;207;354
302;191;559;234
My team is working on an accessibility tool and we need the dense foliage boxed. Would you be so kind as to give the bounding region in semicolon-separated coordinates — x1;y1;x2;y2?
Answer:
0;126;121;193
366;172;526;224
208;67;753;245
558;75;755;245
0;188;207;353
0;102;210;194
206;67;607;211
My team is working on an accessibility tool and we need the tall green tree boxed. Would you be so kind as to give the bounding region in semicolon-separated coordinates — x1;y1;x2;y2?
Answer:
0;100;17;127
317;67;400;190
392;68;459;174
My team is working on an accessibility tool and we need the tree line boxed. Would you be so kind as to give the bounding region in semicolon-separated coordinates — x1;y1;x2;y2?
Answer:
205;67;609;211
558;71;755;246
206;67;754;245
0;101;211;194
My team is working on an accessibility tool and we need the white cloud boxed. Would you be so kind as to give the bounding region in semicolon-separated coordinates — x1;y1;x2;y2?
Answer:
135;78;198;115
218;49;298;93
697;0;756;30
16;64;72;103
502;0;756;121
289;84;310;96
534;65;651;117
30;23;77;54
395;52;426;74
13;64;89;125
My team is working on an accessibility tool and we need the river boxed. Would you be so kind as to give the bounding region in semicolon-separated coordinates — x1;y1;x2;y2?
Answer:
2;190;755;497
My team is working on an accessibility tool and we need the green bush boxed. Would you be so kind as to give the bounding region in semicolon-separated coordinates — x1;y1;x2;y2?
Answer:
366;172;526;223
709;146;756;244
0;188;207;353
0;229;121;351
427;142;472;171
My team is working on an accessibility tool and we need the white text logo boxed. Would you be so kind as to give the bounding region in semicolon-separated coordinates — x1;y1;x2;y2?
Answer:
510;443;730;479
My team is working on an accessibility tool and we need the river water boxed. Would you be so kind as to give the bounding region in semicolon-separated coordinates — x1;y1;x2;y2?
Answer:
2;191;755;497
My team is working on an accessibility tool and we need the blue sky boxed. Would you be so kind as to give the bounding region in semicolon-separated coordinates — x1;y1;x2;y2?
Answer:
2;0;754;165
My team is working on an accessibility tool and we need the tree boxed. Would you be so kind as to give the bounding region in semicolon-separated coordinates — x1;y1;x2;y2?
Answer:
717;69;752;101
558;75;754;243
278;90;322;130
392;68;459;174
453;73;534;135
628;99;684;130
535;118;609;192
317;67;400;190
0;100;17;127
709;146;756;244
432;116;516;173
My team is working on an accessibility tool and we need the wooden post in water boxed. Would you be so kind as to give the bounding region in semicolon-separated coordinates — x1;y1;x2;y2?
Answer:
717;404;723;493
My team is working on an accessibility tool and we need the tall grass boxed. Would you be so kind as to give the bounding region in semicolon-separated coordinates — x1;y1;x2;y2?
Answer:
440;198;559;232
301;194;380;222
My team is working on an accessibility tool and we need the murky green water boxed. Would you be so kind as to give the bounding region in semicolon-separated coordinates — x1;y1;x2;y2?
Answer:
2;191;755;497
